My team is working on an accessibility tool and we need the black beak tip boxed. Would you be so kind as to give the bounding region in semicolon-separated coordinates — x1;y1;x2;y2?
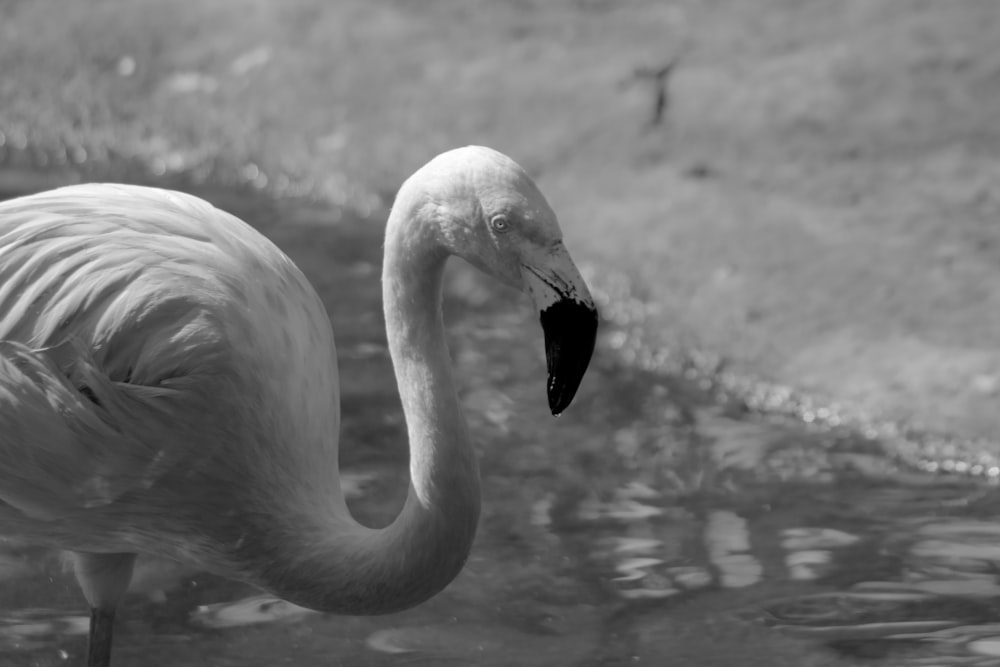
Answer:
548;385;574;417
540;299;599;416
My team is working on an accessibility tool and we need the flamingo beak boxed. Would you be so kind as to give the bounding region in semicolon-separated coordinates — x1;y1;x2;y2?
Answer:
523;245;598;416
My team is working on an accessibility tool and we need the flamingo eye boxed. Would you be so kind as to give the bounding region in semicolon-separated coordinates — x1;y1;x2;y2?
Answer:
489;215;510;234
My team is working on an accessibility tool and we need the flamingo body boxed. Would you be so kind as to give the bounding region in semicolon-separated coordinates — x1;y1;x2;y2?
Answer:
0;184;340;572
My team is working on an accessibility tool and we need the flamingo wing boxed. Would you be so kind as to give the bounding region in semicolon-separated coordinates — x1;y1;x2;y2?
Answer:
0;183;340;530
0;339;188;519
0;185;261;522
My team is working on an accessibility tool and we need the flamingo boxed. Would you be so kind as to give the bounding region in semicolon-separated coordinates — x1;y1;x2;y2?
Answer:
0;146;598;666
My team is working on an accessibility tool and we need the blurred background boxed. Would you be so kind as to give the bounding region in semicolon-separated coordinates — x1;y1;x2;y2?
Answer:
3;1;1000;665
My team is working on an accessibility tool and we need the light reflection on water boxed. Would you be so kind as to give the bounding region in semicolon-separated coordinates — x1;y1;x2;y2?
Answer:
1;179;1000;666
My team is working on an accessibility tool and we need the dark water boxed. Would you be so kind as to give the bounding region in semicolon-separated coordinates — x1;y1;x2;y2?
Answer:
1;176;1000;667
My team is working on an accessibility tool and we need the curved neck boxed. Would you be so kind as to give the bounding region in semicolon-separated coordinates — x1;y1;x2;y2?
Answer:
250;198;481;615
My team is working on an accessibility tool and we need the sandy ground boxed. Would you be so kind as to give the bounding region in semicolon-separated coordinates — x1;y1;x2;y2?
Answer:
2;0;1000;446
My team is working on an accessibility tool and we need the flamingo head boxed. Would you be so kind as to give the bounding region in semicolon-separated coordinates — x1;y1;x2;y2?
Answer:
404;146;599;415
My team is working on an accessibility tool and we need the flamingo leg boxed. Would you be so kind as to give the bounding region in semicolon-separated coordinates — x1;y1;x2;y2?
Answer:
87;607;116;667
71;552;136;667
